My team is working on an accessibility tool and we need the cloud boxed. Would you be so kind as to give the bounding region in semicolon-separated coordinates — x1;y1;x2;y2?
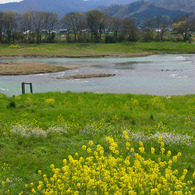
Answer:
0;0;22;4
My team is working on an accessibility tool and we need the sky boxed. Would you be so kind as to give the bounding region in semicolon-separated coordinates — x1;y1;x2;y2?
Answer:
0;0;22;4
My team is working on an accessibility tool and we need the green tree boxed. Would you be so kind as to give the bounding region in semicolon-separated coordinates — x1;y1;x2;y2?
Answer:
173;17;195;42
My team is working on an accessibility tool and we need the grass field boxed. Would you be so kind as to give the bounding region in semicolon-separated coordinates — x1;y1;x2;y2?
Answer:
0;42;195;58
0;92;194;194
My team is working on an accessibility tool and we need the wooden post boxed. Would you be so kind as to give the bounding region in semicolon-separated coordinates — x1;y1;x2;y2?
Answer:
21;82;33;94
21;82;25;94
30;83;33;93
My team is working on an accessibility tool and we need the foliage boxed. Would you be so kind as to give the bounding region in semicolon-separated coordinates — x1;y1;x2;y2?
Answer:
17;137;195;194
172;18;195;42
0;92;194;194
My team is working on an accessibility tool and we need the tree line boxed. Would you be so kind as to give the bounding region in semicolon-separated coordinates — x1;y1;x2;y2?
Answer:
0;10;194;44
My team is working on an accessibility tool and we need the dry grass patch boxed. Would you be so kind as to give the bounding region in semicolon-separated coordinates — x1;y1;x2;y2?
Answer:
0;62;71;75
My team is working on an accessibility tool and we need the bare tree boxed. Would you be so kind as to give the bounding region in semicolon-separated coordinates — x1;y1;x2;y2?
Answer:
0;12;4;43
45;12;59;40
20;11;34;43
32;11;47;43
62;12;85;42
109;17;122;41
154;16;169;41
2;11;18;43
141;17;155;42
86;10;108;42
120;18;137;42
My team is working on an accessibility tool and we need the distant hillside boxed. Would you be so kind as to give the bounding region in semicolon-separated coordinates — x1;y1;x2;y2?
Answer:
0;0;135;16
0;0;192;24
104;1;192;24
148;0;195;14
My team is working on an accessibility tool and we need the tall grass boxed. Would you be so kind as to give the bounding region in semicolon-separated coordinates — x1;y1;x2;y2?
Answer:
0;42;195;57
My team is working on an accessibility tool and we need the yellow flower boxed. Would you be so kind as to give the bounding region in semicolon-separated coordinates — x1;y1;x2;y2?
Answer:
82;145;86;150
161;147;165;154
151;147;155;154
167;150;171;157
75;152;79;157
177;152;182;158
173;156;177;162
126;142;131;149
30;182;34;186
139;147;145;154
87;148;92;153
158;136;163;142
89;140;94;146
32;188;36;193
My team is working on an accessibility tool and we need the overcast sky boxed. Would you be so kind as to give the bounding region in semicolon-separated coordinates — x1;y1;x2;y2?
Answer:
0;0;22;3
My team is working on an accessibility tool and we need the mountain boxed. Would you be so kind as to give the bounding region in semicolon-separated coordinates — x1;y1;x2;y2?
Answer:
148;0;195;14
0;0;192;23
0;0;136;16
104;1;192;24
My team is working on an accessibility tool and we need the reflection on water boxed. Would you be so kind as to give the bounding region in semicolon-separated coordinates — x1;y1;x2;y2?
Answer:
0;54;195;96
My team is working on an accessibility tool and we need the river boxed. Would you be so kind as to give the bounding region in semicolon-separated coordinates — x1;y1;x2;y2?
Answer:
0;54;195;96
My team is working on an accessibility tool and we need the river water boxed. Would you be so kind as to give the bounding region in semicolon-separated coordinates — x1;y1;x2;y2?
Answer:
0;54;195;96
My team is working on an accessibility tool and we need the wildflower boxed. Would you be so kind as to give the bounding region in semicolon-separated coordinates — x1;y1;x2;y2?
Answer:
173;156;178;162
167;150;171;158
30;182;34;186
177;152;182;158
87;148;92;153
151;147;155;154
158;136;163;142
63;159;67;164
139;147;145;154
89;140;94;146
161;147;165;154
75;153;79;157
126;142;131;149
38;170;42;174
82;145;86;150
32;188;36;193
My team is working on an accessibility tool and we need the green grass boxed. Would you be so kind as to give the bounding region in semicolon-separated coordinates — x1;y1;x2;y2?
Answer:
0;42;195;57
0;92;194;194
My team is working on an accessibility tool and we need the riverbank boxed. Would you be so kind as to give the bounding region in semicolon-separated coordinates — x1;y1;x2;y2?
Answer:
0;42;195;58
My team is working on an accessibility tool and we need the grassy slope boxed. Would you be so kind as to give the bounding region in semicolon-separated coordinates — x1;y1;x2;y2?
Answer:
0;92;194;193
0;42;195;57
